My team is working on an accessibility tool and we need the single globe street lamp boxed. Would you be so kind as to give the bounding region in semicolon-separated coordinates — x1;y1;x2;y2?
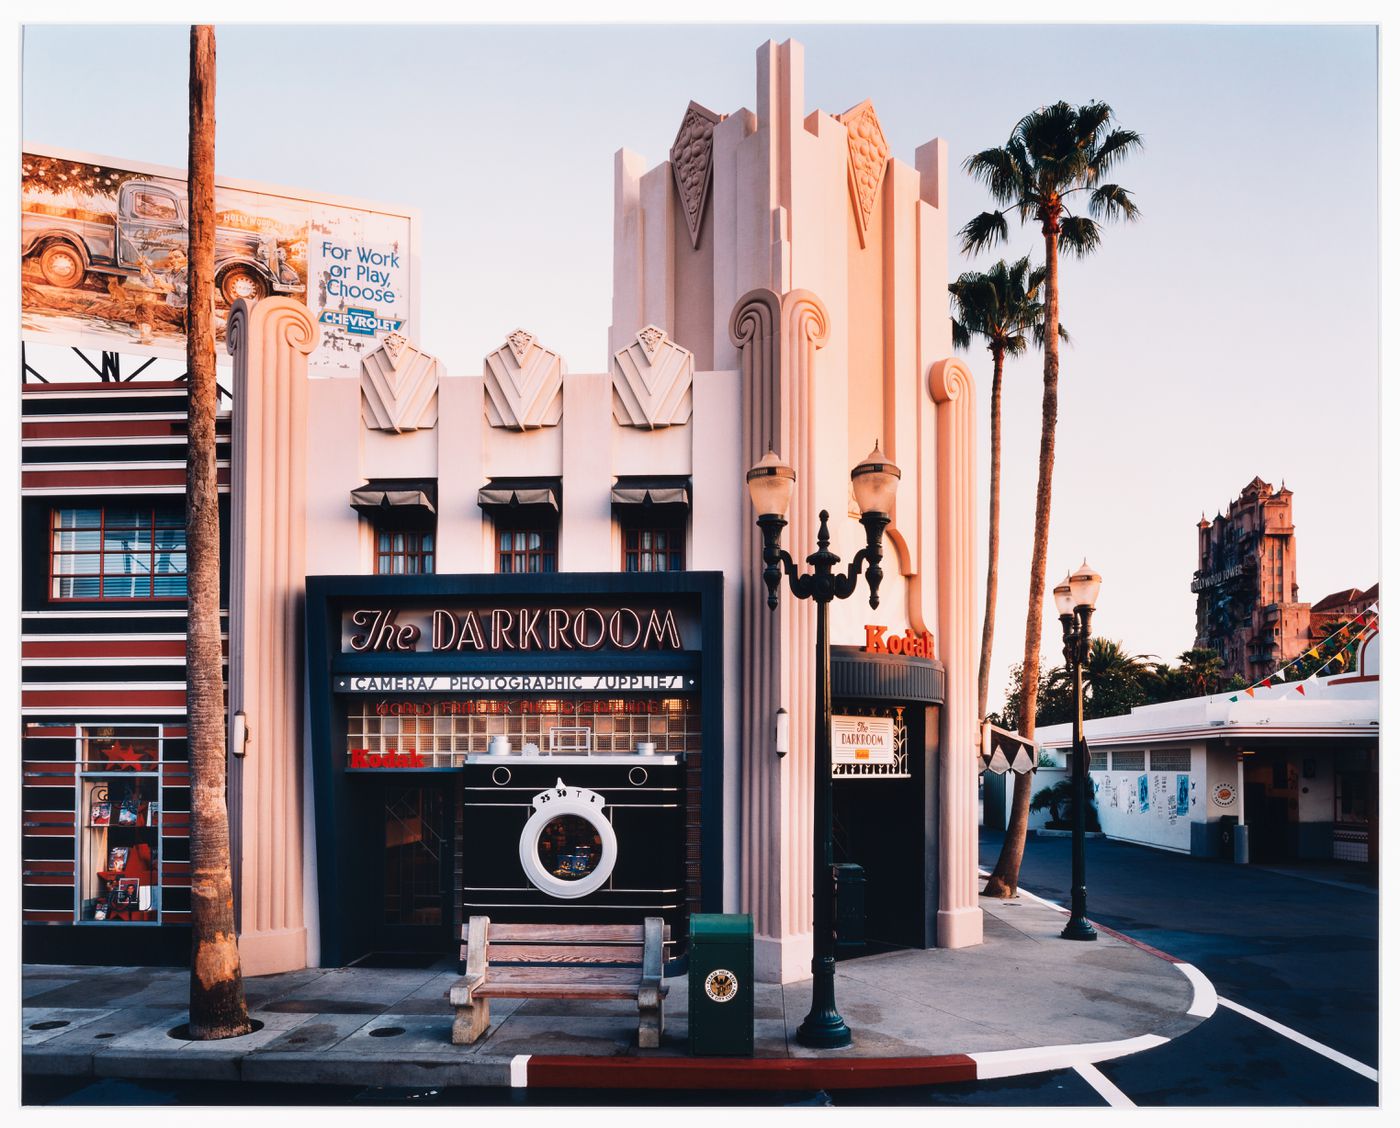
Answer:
745;442;900;1049
1054;559;1102;942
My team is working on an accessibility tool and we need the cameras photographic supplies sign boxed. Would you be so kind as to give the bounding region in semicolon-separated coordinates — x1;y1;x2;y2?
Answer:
335;674;690;694
21;145;418;378
831;715;895;765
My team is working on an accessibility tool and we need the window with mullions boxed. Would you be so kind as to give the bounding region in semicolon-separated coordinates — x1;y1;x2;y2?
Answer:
376;528;434;575
496;522;557;574
51;508;186;600
621;519;685;572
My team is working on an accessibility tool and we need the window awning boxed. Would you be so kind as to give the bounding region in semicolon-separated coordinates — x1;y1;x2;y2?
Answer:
478;482;560;512
610;478;690;508
350;484;436;518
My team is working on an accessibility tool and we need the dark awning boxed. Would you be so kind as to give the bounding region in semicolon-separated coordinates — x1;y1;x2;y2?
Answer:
610;478;690;508
478;482;560;512
350;484;436;518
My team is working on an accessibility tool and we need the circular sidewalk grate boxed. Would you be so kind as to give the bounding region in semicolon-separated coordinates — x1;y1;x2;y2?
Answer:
29;1020;70;1031
368;1026;406;1038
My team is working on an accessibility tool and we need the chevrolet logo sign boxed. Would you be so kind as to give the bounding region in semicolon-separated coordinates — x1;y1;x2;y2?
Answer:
319;307;403;336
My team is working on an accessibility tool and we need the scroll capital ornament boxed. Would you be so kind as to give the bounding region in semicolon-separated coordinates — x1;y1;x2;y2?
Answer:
612;325;693;429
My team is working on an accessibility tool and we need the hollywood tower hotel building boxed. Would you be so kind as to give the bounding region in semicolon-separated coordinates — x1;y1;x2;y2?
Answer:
21;41;984;979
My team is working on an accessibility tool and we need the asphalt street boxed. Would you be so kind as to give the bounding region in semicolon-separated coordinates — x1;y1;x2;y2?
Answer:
965;829;1379;1107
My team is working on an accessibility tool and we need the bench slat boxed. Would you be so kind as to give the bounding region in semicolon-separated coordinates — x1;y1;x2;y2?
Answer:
486;923;647;943
477;982;636;1000
488;966;643;985
487;943;644;965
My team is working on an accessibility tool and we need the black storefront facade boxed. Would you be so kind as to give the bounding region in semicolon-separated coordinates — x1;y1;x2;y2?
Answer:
829;645;945;953
306;571;724;968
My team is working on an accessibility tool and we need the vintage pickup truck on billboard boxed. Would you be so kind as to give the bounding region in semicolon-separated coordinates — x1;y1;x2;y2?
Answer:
21;147;417;377
22;177;304;306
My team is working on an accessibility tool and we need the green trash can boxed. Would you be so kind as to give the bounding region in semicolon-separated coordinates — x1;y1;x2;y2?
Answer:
688;913;754;1056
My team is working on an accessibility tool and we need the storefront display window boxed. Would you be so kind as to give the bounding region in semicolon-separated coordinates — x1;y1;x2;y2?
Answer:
77;726;163;923
345;696;698;769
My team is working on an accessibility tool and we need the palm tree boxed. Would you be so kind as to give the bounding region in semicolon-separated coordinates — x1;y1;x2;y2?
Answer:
186;23;251;1039
1081;638;1152;719
949;257;1064;726
962;102;1142;898
1177;647;1226;696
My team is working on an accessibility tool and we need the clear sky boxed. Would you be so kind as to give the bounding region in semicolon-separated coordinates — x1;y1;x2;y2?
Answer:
20;21;1380;711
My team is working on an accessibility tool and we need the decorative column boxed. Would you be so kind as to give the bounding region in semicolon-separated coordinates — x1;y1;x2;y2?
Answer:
927;357;984;948
730;288;785;971
730;287;836;982
226;297;318;975
777;289;829;972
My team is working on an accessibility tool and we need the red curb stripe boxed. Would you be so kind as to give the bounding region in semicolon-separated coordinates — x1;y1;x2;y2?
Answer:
525;1053;978;1090
1088;922;1181;964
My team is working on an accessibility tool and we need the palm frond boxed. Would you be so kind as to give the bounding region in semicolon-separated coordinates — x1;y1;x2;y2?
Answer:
958;210;1010;255
963;146;1024;204
1026;263;1048;297
1003;333;1029;357
1057;215;1101;257
1088;183;1140;222
951;317;972;350
1033;321;1072;348
1089;128;1143;180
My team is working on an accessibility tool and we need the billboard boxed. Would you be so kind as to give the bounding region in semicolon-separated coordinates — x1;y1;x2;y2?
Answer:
20;145;419;378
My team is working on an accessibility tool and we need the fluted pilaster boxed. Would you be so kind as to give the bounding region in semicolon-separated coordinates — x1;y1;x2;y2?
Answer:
227;297;318;975
928;356;983;948
729;289;783;944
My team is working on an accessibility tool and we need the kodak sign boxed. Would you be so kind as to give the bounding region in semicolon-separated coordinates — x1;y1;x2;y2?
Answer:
863;625;936;659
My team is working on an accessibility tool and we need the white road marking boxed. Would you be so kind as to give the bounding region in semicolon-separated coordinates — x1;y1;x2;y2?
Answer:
1175;963;1218;1018
510;1054;530;1087
1217;997;1378;1082
1074;1061;1136;1108
971;1034;1168;1079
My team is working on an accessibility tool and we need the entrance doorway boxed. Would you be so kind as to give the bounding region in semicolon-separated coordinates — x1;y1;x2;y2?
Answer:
1243;753;1298;863
371;782;454;960
831;704;930;952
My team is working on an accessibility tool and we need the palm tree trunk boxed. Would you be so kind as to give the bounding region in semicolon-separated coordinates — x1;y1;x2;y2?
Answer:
983;221;1060;898
186;23;251;1040
976;347;1005;722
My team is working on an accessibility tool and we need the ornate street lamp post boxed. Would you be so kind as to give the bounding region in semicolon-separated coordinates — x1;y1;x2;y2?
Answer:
1054;560;1102;942
745;443;900;1049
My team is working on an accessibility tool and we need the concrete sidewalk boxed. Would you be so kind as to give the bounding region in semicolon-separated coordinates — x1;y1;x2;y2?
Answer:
21;895;1212;1092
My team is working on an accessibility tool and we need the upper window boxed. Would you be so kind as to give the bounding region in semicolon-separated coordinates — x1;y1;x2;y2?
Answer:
51;508;186;600
621;518;685;573
376;528;434;575
497;521;557;574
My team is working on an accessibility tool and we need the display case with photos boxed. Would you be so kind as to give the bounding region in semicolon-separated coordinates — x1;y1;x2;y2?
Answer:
78;726;163;923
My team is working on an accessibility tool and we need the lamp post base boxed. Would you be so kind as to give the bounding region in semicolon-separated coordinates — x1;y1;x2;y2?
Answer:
795;1011;852;1049
1060;917;1098;942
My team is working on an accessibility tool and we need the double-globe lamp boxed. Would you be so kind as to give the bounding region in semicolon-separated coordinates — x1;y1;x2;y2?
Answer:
1054;559;1102;942
745;443;899;1048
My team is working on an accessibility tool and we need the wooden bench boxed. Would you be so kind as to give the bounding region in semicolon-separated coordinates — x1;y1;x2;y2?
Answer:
449;916;669;1047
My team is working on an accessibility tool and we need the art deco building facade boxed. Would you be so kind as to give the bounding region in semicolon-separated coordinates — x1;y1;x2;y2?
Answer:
20;40;985;980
